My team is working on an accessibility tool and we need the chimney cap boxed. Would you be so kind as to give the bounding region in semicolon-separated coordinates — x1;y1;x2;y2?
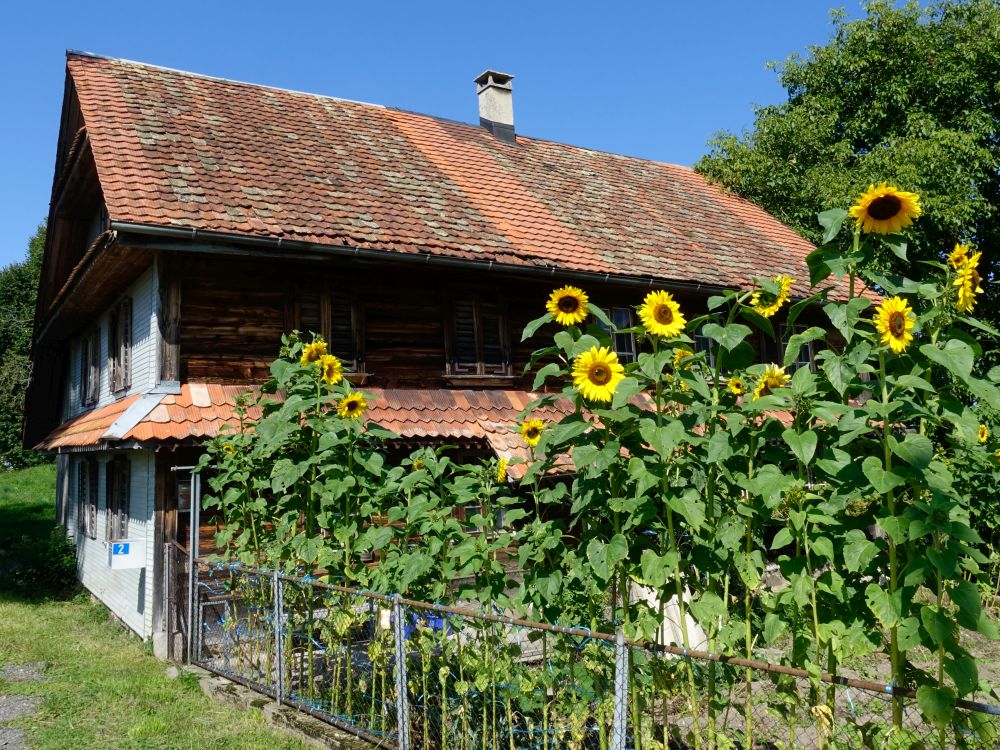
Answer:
474;70;514;91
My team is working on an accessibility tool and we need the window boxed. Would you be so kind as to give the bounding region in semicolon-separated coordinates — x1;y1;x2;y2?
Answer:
694;332;717;370
448;297;509;376
77;458;98;540
105;455;130;542
600;307;637;364
781;324;816;372
80;329;99;407
108;298;132;394
296;290;363;372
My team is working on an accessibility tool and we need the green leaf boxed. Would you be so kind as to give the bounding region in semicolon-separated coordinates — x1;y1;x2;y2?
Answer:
521;312;553;342
689;592;726;626
639;550;667;588
668;491;706;532
842;530;878;573
782;428;818;466
945;654;978;696
702;322;752;351
917;685;956;731
763;613;787;644
897;617;923;651
866;583;900;628
950;580;982;631
892;434;933;469
532;362;563;390
786;290;828;328
587;303;613;329
920;339;974;382
771;527;794;550
920;605;953;646
782;326;826;369
862;456;905;494
886;238;907;261
606;534;629;571
611;377;643;409
818;208;848;243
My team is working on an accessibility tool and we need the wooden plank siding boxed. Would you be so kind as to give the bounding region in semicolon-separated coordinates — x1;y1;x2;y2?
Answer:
175;255;816;389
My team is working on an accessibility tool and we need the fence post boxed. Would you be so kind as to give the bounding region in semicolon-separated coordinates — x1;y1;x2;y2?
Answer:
273;570;285;704
186;555;198;663
393;594;411;750
611;628;629;750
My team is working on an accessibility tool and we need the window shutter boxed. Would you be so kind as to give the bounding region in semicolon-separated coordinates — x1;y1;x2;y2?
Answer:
329;298;355;370
117;457;130;539
479;302;504;374
88;332;99;404
453;300;478;374
108;308;119;394
105;459;114;542
120;298;132;390
77;460;87;533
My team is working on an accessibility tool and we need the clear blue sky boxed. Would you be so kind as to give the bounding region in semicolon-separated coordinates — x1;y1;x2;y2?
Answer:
0;0;871;268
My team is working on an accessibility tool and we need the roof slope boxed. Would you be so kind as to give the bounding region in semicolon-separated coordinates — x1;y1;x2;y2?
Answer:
67;53;822;295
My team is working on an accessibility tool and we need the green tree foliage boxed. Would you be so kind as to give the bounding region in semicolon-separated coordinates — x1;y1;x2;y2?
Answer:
696;0;1000;317
0;224;49;469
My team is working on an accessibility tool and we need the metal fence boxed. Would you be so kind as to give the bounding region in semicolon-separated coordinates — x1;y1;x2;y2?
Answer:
190;562;999;749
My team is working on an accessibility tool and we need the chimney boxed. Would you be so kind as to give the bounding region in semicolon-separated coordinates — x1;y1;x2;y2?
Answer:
475;70;515;144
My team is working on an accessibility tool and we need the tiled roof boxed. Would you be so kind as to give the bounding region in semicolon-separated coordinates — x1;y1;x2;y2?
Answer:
66;53;833;298
36;395;139;450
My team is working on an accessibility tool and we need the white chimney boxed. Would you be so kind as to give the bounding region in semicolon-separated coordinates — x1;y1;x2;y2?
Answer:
474;70;515;144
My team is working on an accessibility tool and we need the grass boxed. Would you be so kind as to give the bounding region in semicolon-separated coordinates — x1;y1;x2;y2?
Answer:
0;464;313;750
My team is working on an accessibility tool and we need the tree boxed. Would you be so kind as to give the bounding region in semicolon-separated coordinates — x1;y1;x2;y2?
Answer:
696;0;1000;319
0;224;49;469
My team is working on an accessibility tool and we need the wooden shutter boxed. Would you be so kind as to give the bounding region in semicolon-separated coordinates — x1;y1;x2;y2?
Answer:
479;302;505;374
120;298;132;390
87;332;99;404
87;459;97;539
77;460;88;533
452;299;478;374
105;456;130;541
329;298;355;370
116;457;130;539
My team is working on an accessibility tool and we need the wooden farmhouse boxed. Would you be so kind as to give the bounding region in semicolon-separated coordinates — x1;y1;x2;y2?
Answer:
26;52;831;656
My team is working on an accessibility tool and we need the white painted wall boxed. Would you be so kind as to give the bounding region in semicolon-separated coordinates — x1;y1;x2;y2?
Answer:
65;449;157;638
64;263;159;420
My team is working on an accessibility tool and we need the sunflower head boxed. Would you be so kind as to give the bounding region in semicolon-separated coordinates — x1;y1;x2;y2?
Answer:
848;183;922;234
411;458;425;472
320;354;344;385
873;296;915;354
300;340;329;367
673;348;694;370
545;286;589;327
496;458;508;483
222;444;235;455
750;276;793;319
954;252;983;313
638;290;686;338
572;346;625;402
727;377;745;396
337;392;367;419
948;243;970;270
753;365;790;401
979;424;990;444
520;419;545;448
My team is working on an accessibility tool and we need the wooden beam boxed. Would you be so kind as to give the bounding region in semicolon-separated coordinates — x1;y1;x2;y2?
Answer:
157;254;182;383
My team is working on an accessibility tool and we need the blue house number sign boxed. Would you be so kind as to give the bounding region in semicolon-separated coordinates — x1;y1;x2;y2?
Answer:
108;539;145;570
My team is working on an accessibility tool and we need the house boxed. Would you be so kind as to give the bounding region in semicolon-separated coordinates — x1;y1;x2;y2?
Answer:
26;52;833;656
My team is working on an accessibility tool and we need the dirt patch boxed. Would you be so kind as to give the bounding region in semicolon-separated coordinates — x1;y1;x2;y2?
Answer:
0;695;41;723
0;663;47;683
0;727;27;750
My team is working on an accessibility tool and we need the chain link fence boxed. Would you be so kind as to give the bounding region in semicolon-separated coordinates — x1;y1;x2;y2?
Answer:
191;562;998;749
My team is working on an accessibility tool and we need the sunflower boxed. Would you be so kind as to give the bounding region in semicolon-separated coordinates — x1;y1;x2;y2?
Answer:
727;377;745;396
545;286;589;327
979;424;990;444
753;365;790;401
948;243;970;270
873;296;915;354
337;392;367;419
750;275;793;319
638;290;686;338
496;458;508;483
222;444;235;455
673;348;694;370
520;419;545;448
954;251;983;313
300;340;328;367
572;346;625;402
411;458;425;472
849;183;922;234
320;354;344;385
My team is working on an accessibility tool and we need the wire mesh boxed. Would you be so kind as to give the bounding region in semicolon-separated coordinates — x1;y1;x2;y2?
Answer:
192;565;1000;750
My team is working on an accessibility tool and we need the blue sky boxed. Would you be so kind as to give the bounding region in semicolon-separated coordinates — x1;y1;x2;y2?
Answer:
0;0;871;267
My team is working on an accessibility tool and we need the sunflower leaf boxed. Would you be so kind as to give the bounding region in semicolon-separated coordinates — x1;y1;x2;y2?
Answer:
521;312;552;342
885;238;908;261
532;362;563;391
786;289;828;328
818;208;848;244
586;303;613;329
739;308;774;339
920;340;974;381
702;323;751;351
782;326;826;368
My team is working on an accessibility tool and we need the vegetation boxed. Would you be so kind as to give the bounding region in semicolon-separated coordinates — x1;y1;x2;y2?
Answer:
696;0;1000;325
0;223;50;469
0;464;314;750
202;186;1000;748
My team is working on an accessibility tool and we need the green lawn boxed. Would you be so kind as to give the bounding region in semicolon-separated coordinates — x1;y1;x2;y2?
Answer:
0;464;312;750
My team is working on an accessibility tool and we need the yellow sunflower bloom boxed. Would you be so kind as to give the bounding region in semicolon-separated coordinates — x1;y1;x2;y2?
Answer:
300;340;328;367
979;424;990;444
222;444;235;455
520;419;545;448
638;290;686;338
320;354;344;385
337;392;367;419
496;458;508;483
572;346;625;402
727;377;745;396
753;365;790;401
673;348;694;370
873;296;915;354
849;183;922;234
954;252;983;313
411;458;425;472
948;243;970;270
545;286;589;327
750;275;793;319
